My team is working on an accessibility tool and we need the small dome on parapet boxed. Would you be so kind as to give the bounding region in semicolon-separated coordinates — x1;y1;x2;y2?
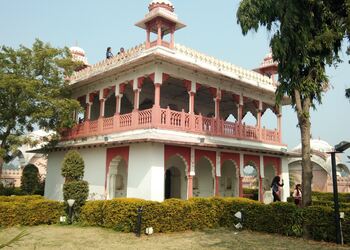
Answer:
149;0;174;12
69;46;89;66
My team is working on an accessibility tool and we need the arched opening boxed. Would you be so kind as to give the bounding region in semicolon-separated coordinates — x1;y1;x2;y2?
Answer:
160;77;188;112
120;84;134;115
264;164;276;192
90;94;100;120
139;78;155;111
164;155;187;199
108;156;127;199
194;86;214;117
77;96;87;122
261;108;277;130
242;111;256;126
220;160;239;197
220;91;237;120
194;157;214;197
242;163;259;200
104;91;116;118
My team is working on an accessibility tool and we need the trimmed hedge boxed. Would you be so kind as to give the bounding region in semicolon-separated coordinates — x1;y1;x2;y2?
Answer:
0;199;64;227
312;191;350;203
0;195;43;203
80;197;350;244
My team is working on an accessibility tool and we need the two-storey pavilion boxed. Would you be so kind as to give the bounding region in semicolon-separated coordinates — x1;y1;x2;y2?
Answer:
45;0;291;202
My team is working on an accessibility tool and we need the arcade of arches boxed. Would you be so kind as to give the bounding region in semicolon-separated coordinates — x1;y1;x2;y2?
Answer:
74;72;281;134
105;145;282;202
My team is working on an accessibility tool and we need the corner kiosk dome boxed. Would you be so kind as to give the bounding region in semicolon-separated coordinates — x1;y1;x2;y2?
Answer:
69;46;89;66
149;0;174;12
136;0;185;34
292;139;334;153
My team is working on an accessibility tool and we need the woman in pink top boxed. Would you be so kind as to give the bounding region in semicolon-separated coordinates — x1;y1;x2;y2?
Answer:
292;184;302;207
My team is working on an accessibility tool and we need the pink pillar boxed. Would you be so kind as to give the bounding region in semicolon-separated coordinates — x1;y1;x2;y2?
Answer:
146;27;151;48
259;177;263;202
257;109;262;139
277;113;282;140
239;176;243;197
189;91;195;114
115;95;120;115
237;104;243;124
99;98;105;118
215;98;221;119
170;27;175;49
133;89;139;111
86;103;91;120
157;21;162;46
154;83;161;107
187;176;193;199
215;176;220;196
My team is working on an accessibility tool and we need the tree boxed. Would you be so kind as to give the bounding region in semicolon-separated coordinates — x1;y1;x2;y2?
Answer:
61;150;89;221
0;39;81;177
20;164;41;194
237;0;348;207
346;88;350;99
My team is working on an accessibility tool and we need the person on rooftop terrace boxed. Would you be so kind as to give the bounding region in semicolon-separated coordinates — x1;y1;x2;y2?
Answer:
106;47;113;59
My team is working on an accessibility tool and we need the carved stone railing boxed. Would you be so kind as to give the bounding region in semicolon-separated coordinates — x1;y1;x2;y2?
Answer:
69;42;276;89
61;106;281;145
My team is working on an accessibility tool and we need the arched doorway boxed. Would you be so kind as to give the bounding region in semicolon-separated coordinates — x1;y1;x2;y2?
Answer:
264;164;276;192
194;157;214;197
220;160;239;197
108;156;127;199
242;163;259;200
164;155;187;199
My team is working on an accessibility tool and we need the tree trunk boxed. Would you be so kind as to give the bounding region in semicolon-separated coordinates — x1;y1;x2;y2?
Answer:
294;90;312;207
300;115;312;207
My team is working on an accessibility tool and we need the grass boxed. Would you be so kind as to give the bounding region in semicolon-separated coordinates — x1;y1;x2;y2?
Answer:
0;225;348;250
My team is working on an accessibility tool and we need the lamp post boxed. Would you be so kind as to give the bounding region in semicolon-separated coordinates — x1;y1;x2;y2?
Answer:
67;199;75;224
328;141;350;244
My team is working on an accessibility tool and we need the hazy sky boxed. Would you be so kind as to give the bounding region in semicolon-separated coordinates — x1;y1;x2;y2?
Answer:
1;0;349;161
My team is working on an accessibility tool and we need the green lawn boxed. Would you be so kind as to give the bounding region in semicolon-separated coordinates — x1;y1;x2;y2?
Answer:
0;225;347;250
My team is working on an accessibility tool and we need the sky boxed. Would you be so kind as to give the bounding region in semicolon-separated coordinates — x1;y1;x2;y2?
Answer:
1;0;349;162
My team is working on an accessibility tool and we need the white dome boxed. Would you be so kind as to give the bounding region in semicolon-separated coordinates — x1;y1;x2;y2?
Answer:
69;46;85;56
69;46;88;65
148;0;174;11
149;0;173;7
292;139;333;153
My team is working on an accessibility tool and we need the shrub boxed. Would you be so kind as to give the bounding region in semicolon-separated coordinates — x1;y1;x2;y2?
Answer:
61;150;89;219
21;164;41;195
0;195;43;202
61;150;85;181
312;191;350;203
80;197;349;244
63;180;89;216
0;199;64;227
242;188;259;200
0;183;23;196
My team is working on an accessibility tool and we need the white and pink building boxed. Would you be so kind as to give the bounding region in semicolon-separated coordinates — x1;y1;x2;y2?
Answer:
45;0;292;202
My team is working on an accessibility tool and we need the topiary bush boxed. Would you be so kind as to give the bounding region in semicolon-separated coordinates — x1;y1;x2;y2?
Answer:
61;150;85;181
61;150;89;220
63;180;89;215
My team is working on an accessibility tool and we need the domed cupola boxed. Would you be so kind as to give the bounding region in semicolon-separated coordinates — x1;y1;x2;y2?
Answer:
69;46;89;70
136;0;185;49
256;50;278;82
148;0;174;12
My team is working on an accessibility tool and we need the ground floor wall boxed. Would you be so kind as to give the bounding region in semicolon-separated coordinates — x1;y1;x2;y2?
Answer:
45;142;290;202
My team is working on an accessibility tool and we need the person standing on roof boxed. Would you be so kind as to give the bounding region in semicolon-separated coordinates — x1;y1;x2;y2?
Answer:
106;47;113;59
